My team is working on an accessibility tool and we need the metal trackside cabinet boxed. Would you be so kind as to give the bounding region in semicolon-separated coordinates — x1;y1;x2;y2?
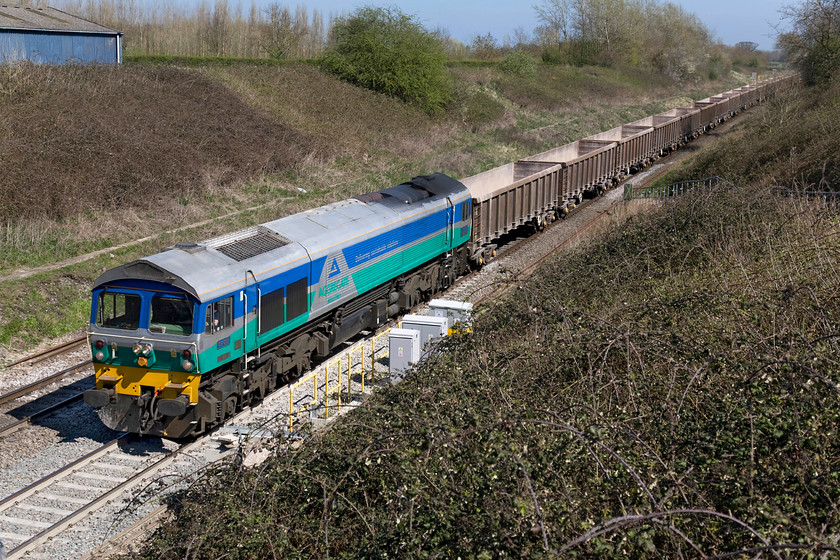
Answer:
388;328;421;382
428;299;474;333
401;314;449;355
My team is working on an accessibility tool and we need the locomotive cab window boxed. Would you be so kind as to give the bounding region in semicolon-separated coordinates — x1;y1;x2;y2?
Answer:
150;295;193;335
98;291;141;330
461;200;471;221
205;297;234;334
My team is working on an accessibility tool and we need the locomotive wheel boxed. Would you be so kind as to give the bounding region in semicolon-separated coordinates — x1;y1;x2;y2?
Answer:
223;396;238;419
297;353;311;378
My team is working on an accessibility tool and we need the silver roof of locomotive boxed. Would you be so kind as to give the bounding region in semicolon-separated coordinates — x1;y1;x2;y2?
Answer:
93;174;469;303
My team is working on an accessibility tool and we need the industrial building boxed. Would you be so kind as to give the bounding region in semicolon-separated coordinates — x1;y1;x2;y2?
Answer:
0;4;122;64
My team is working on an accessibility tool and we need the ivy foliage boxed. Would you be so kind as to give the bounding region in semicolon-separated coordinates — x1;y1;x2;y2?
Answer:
318;6;452;114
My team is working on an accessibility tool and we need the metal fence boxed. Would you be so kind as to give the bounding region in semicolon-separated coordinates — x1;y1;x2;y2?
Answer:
624;177;839;205
624;176;729;200
772;188;840;205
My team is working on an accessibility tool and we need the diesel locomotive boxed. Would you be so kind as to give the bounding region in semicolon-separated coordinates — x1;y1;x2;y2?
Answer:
84;174;473;437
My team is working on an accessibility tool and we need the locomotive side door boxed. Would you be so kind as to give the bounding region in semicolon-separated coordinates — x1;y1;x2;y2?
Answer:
242;281;261;357
445;196;454;249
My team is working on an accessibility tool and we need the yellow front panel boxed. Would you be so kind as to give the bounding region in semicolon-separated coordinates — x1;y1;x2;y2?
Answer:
95;364;200;403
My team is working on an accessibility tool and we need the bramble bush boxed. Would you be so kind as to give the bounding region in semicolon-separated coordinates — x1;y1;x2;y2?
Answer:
138;84;840;558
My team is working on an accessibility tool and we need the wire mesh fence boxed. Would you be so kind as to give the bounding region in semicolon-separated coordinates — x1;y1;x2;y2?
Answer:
624;176;730;200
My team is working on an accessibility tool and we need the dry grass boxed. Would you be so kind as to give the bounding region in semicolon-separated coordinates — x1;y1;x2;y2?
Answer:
0;63;322;225
201;62;449;160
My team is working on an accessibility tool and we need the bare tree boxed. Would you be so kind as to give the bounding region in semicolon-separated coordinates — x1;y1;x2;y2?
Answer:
262;3;302;59
533;0;713;73
198;0;230;56
736;41;759;51
534;0;572;44
471;32;498;59
778;0;840;84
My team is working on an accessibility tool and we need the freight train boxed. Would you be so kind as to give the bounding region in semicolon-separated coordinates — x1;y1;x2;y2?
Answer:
83;75;796;437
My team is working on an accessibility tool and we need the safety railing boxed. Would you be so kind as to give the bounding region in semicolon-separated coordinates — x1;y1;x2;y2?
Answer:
287;327;393;433
772;187;840;204
325;357;343;419
288;369;320;432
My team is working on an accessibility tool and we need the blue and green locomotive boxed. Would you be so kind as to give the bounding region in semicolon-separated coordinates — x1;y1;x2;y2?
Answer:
84;174;473;437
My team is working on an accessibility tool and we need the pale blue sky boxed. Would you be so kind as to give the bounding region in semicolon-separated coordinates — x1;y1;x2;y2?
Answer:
274;0;790;51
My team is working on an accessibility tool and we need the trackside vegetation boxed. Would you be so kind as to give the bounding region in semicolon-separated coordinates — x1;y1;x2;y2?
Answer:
134;84;840;558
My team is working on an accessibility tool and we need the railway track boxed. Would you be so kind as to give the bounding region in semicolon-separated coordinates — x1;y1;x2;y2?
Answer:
4;336;87;369
0;434;192;559
0;361;93;439
0;360;91;408
0;403;269;559
0;334;95;439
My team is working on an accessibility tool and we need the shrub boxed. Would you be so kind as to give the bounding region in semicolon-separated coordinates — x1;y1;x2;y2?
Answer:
498;50;537;79
318;6;452;113
541;46;568;65
461;90;506;129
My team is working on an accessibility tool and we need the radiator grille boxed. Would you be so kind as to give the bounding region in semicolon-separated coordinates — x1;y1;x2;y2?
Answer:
207;226;288;262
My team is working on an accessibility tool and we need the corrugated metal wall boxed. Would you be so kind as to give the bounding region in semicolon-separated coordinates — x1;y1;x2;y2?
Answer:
0;30;119;64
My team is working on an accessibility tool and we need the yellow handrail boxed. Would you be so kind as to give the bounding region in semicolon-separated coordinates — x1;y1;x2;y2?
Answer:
348;344;365;393
287;327;394;434
325;357;342;419
288;369;319;432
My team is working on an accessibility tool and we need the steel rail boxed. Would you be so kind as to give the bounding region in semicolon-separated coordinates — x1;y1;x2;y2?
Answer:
3;335;87;368
0;360;92;407
0;393;85;438
7;438;198;559
77;504;169;560
0;435;128;511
